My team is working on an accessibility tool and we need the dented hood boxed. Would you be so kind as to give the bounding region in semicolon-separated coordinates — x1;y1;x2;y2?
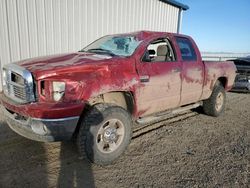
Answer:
15;52;115;79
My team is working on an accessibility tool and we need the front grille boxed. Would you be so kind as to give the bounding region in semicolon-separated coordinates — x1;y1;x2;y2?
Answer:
13;84;27;100
2;64;35;104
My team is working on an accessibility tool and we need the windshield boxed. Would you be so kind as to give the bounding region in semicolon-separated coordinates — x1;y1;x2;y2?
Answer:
82;35;142;57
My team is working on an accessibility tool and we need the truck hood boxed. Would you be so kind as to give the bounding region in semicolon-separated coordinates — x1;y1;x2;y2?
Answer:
15;52;115;79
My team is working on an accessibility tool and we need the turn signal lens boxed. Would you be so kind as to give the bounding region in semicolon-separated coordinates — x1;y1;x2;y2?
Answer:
52;81;65;101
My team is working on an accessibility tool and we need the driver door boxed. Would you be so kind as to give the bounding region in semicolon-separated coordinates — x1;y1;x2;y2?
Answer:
136;37;182;117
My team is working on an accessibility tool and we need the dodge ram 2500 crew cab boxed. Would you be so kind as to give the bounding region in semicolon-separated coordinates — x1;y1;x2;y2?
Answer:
0;31;236;165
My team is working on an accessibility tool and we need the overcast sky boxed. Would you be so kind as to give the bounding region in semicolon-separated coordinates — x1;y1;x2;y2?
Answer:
179;0;250;53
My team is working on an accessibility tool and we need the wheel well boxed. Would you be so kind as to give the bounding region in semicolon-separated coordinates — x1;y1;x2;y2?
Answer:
72;91;134;141
217;77;227;88
88;91;134;114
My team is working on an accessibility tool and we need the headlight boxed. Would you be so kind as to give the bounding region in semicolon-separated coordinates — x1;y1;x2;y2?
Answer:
52;81;65;101
2;69;6;83
2;69;6;79
2;69;8;93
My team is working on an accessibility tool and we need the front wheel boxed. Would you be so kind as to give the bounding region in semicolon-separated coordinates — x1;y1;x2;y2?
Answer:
77;104;132;165
203;82;226;117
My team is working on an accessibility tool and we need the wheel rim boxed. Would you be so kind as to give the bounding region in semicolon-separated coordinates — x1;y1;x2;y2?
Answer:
96;118;125;153
215;92;224;111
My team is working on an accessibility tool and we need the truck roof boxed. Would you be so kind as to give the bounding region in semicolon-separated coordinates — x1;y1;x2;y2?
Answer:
110;30;190;40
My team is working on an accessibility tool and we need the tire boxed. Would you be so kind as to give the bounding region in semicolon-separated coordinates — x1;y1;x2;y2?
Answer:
203;82;226;117
77;103;132;165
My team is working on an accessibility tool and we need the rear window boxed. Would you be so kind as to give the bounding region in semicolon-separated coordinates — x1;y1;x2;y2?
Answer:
176;37;197;61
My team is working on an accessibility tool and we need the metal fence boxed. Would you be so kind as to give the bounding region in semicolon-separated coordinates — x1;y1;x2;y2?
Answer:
201;53;250;61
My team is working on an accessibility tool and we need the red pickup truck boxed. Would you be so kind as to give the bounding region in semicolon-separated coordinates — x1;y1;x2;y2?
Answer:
0;31;236;165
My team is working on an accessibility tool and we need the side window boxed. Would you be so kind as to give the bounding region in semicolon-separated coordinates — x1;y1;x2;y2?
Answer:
176;37;197;61
142;38;176;62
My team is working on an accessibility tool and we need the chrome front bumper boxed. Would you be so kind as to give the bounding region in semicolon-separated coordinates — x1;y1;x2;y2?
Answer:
1;106;79;142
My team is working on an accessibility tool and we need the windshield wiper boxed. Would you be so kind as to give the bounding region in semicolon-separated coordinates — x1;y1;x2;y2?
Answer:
86;48;117;56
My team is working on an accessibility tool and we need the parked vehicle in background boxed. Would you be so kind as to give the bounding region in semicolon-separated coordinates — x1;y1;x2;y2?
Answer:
231;57;250;92
0;31;236;165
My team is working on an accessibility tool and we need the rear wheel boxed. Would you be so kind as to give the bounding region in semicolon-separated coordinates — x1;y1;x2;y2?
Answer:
77;104;132;165
203;82;226;117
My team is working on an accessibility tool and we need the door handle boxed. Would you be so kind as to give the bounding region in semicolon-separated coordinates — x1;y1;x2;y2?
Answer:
172;68;181;73
140;75;150;82
195;68;202;71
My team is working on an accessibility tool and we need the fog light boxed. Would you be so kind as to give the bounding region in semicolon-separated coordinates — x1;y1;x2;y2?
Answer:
31;122;48;135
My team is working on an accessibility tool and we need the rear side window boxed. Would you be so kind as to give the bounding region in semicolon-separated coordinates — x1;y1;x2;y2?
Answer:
176;37;197;61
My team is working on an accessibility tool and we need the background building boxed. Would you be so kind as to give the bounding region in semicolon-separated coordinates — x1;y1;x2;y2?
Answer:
0;0;188;90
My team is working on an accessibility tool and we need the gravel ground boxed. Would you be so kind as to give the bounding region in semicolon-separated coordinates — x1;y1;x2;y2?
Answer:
0;92;249;188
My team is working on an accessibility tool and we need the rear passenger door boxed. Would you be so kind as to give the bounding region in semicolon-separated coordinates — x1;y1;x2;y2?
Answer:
175;37;204;105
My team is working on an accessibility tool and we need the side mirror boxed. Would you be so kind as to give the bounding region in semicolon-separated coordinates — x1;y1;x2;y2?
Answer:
143;57;151;62
142;51;151;62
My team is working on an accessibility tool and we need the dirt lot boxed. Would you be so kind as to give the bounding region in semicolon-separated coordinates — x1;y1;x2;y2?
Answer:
0;92;249;188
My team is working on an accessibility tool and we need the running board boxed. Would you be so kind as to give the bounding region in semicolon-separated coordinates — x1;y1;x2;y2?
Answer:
136;102;202;125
